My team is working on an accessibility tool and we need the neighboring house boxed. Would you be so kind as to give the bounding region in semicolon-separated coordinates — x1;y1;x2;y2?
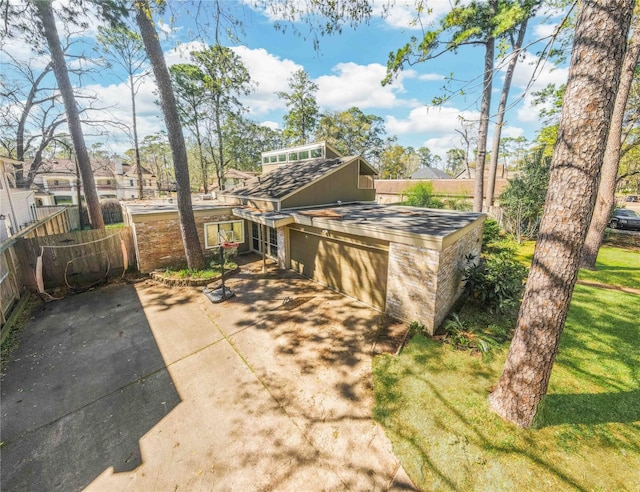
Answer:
207;168;258;194
1;157;37;239
27;158;158;206
410;167;451;180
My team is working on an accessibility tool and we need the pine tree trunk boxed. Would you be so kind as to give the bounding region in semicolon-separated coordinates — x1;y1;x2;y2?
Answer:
580;18;640;269
130;72;144;200
34;1;104;229
473;29;495;213
135;0;205;269
489;0;635;428
486;19;528;207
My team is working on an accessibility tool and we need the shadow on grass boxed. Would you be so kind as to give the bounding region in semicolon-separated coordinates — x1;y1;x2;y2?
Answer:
537;390;640;426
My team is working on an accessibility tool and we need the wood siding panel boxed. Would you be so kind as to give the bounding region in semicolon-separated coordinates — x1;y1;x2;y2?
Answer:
282;161;375;209
289;229;388;310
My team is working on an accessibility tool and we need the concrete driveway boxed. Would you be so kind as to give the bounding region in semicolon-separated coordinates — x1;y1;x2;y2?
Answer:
1;255;415;491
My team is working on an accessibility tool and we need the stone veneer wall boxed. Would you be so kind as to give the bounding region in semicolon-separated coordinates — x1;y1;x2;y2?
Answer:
132;209;248;272
385;242;440;334
385;222;483;335
433;225;483;331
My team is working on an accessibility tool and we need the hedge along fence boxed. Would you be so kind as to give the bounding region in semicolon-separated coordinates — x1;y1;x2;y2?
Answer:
14;227;136;292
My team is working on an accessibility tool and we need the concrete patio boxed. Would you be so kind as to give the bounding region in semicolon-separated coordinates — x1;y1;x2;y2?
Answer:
1;255;416;491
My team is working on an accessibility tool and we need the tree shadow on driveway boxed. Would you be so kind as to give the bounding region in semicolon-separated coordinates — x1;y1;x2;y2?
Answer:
0;283;180;492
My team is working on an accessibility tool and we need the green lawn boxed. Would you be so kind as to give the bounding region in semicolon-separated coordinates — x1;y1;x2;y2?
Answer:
515;241;640;289
373;245;640;491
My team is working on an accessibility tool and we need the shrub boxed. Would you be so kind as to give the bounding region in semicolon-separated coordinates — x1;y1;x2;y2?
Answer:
405;182;443;208
463;253;527;314
442;314;501;355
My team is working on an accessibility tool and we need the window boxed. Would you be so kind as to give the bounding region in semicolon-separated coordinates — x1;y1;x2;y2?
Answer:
204;220;244;249
53;180;59;186
263;156;269;164
278;153;286;162
288;152;298;161
311;148;323;158
270;155;277;163
251;223;278;257
298;150;309;160
130;179;134;186
106;180;111;185
54;196;72;205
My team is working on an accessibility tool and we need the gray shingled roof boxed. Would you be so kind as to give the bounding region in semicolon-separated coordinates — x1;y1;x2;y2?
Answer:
410;167;451;179
222;156;353;200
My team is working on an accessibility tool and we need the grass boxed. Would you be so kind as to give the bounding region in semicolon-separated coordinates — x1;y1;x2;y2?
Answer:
514;241;640;290
373;244;640;491
159;262;237;280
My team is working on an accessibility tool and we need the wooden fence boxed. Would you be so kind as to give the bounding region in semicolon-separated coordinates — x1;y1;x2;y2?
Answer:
1;205;135;330
16;227;135;292
1;207;73;328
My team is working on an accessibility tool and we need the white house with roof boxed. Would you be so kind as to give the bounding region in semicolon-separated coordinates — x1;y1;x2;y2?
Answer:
28;158;158;206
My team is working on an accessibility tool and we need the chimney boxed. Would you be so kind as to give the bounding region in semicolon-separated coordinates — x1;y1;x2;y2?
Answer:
115;159;123;175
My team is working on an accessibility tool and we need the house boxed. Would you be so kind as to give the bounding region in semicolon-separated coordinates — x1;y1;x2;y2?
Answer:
410;167;451;180
1;157;37;238
26;158;158;206
125;142;485;334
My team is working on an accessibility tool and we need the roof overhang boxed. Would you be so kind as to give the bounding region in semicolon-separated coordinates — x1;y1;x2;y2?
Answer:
231;207;295;228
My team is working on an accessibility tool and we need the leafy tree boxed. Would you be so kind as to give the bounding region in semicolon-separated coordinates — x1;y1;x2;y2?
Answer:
416;146;439;169
385;0;530;212
135;0;205;269
96;24;148;199
222;114;284;172
445;148;465;177
486;5;537;206
315;107;386;163
489;0;635;428
498;149;551;241
190;44;253;191
581;15;640;268
170;63;211;192
140;132;173;192
278;69;319;145
378;144;411;179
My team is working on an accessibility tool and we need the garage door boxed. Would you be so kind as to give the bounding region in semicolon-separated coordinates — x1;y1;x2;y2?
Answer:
289;229;388;310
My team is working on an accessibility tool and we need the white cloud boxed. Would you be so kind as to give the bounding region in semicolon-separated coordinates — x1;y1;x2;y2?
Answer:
260;120;280;130
316;62;419;110
372;0;470;29
507;51;568;124
419;73;445;81
232;46;301;114
533;23;559;40
386;105;480;136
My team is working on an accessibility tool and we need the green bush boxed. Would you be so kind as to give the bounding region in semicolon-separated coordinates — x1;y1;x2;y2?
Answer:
405;182;443;208
463;253;527;314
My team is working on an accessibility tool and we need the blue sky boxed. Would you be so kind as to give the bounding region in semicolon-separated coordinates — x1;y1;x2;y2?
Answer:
2;1;570;162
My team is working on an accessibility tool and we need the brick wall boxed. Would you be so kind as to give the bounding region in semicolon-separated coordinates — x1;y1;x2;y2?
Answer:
132;209;249;272
384;222;483;335
385;242;440;334
433;225;483;330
